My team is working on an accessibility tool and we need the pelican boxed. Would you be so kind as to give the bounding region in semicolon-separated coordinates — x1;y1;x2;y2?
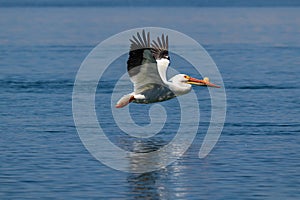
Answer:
115;30;220;108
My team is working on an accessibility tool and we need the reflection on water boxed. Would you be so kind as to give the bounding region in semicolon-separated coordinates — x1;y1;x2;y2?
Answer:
128;172;161;199
126;139;188;199
128;138;166;173
127;139;163;199
122;133;191;173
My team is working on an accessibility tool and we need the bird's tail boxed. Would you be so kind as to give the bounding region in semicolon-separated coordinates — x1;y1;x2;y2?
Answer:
115;93;135;108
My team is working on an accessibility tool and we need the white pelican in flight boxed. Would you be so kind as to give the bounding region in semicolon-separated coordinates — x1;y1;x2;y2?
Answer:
116;30;220;108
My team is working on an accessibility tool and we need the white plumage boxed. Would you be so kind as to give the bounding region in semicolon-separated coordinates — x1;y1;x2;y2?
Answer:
115;30;219;108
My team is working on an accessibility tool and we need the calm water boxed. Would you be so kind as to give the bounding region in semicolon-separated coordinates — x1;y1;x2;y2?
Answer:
1;7;300;199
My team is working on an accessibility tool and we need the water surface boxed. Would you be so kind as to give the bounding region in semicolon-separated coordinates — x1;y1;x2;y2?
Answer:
0;7;300;199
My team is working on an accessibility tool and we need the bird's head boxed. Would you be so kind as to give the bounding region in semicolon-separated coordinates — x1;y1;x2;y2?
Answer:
180;74;220;88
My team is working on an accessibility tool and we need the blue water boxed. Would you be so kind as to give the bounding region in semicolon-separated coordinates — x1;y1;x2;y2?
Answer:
1;7;300;199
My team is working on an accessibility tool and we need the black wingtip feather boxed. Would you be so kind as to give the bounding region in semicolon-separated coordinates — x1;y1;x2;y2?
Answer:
129;30;151;51
151;34;169;59
147;32;150;47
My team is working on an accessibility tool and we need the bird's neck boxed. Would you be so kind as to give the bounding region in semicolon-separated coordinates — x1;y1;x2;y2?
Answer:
156;59;169;84
156;59;191;96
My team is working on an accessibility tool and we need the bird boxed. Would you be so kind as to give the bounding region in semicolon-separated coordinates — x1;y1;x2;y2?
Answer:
115;30;220;108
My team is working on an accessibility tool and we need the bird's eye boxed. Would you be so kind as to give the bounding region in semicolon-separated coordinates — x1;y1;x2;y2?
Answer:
184;75;190;80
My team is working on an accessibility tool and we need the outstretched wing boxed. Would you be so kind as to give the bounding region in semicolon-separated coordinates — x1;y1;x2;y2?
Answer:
127;30;165;94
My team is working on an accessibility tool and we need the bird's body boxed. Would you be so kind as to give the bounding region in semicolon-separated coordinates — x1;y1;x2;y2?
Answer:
115;30;219;108
133;83;176;103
